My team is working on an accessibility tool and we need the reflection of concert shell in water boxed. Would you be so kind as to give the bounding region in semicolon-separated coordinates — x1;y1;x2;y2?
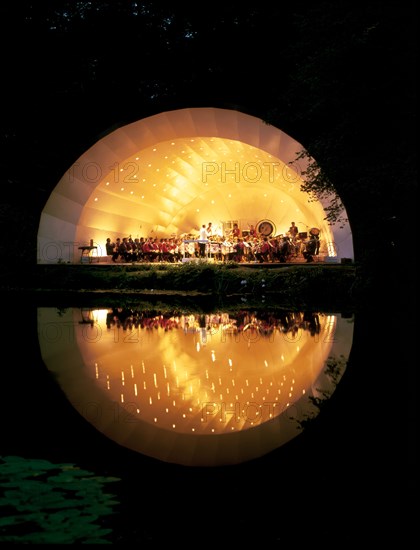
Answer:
37;308;353;466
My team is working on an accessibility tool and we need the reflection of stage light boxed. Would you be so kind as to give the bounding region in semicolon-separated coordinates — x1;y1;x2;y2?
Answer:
37;308;354;466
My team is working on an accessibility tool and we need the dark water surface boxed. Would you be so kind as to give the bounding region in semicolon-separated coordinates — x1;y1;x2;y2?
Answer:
0;295;414;543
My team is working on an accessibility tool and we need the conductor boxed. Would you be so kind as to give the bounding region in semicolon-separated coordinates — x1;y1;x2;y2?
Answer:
198;224;208;258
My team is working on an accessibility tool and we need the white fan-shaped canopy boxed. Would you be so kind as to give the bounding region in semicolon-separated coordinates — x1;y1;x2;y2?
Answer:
37;107;353;263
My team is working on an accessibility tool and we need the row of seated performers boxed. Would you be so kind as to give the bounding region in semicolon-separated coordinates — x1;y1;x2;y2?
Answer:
105;233;321;263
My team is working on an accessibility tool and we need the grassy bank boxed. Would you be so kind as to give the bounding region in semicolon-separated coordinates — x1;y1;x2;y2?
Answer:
1;262;365;311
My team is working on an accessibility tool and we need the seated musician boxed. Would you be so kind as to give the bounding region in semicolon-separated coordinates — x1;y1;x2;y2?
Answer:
243;237;254;261
231;223;241;239
119;237;132;262
233;238;245;262
303;234;317;262
210;238;221;261
142;238;154;262
112;238;121;262
278;236;292;263
105;238;115;256
255;237;271;263
221;238;234;262
133;238;143;262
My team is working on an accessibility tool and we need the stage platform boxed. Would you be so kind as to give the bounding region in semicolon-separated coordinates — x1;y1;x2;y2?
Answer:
77;254;348;267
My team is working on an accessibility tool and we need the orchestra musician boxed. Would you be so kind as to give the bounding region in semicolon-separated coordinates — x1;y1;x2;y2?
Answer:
209;239;221;261
255;237;271;263
303;234;317;262
288;221;299;239
221;237;234;262
105;238;114;256
248;224;257;238
230;223;241;239
233;238;245;262
278;236;292;263
243;238;255;261
112;237;121;262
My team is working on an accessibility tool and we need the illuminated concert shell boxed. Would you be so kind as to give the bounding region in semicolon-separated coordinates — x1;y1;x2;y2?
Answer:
37;108;353;263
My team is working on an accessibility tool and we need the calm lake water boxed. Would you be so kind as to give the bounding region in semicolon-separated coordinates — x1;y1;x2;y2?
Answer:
0;297;413;543
37;307;354;467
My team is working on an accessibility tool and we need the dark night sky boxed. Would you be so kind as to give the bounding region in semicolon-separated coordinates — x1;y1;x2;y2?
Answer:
1;1;415;226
